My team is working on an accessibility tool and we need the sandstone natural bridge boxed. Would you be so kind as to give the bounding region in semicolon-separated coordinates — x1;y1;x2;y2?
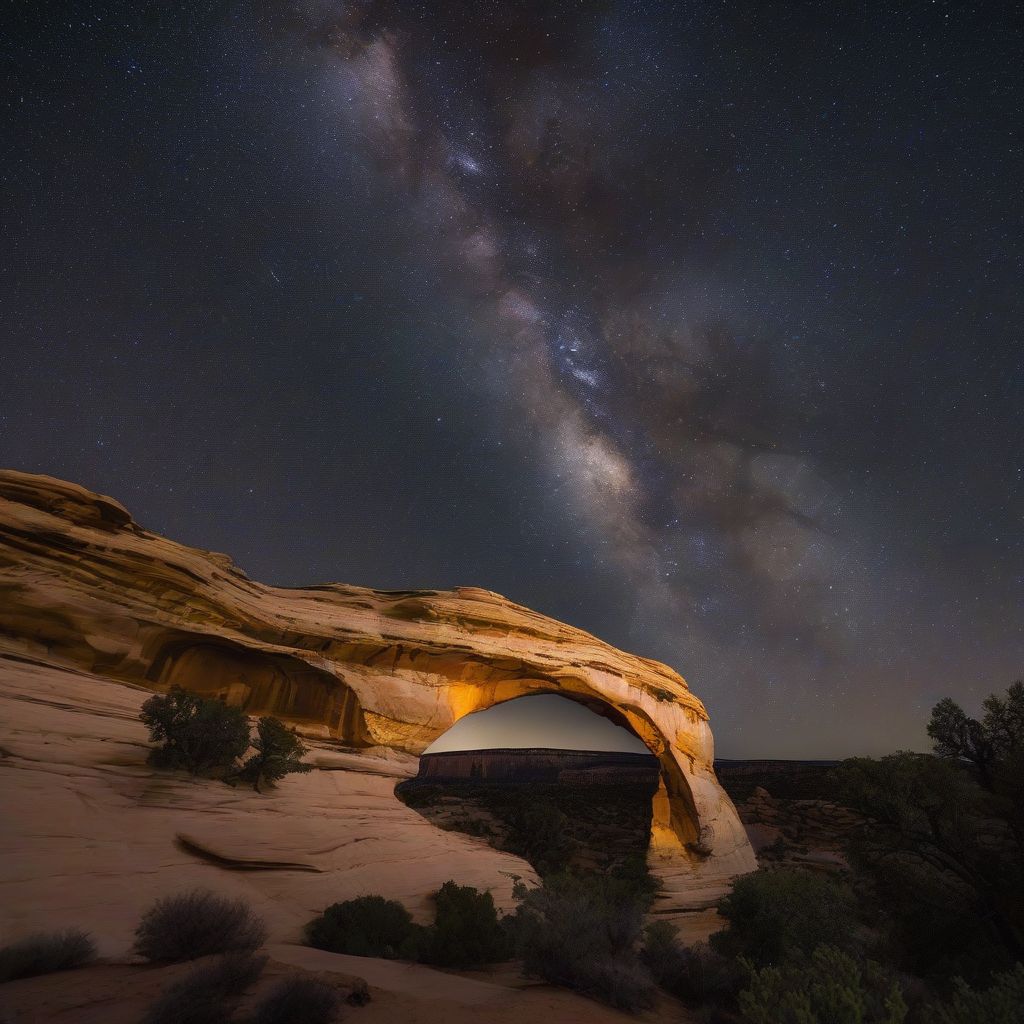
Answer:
0;470;756;901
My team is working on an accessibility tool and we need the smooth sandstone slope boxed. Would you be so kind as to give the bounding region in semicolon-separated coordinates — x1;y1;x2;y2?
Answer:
0;655;540;955
0;469;755;933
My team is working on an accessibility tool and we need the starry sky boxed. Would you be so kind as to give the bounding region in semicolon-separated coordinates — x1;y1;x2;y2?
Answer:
3;2;1022;758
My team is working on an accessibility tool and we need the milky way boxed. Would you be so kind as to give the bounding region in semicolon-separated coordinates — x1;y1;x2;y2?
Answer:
3;2;1021;755
295;5;849;640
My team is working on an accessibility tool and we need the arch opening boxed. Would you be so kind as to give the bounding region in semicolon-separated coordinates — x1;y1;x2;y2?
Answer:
144;634;368;744
399;692;704;886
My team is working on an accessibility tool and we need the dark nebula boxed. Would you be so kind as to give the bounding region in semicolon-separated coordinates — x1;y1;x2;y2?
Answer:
2;2;1021;756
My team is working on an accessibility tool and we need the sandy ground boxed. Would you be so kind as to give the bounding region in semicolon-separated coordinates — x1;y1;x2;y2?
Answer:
0;946;694;1024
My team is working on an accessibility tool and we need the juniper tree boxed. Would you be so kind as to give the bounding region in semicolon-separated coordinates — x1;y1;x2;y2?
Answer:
140;687;249;776
236;716;312;791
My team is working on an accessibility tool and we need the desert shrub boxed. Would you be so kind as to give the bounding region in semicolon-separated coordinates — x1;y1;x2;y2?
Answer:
674;941;742;1003
250;976;340;1024
512;876;654;1011
420;881;509;968
584;956;658;1012
306;895;421;959
642;922;741;1003
140;687;250;776
929;962;1024;1024
712;868;861;968
134;890;267;962
502;800;577;876
308;884;507;969
235;717;312;792
738;945;906;1024
641;920;684;979
142;953;265;1024
0;929;96;981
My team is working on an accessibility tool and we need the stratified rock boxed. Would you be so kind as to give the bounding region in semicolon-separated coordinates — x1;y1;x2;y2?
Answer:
0;470;755;923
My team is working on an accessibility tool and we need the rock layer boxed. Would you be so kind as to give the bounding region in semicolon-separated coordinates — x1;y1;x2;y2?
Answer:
0;470;755;890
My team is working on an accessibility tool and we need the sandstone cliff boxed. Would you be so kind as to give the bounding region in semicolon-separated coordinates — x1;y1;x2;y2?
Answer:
0;470;755;942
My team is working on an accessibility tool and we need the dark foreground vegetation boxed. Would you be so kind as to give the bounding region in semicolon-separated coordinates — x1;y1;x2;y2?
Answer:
131;890;351;1023
0;929;96;982
3;682;1019;1022
141;953;269;1024
307;882;509;970
0;890;357;1024
305;873;659;1009
397;777;657;894
382;680;1024;1021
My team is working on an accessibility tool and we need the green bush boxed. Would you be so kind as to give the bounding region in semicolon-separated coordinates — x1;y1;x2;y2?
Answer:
235;717;313;792
140;687;250;776
249;976;340;1024
738;945;906;1024
306;895;422;959
512;876;654;1011
420;881;509;968
307;884;510;969
0;929;96;981
134;891;267;962
712;868;861;967
930;963;1024;1024
141;953;265;1024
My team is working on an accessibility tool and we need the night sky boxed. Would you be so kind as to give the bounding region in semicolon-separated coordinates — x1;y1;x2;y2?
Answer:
3;2;1021;758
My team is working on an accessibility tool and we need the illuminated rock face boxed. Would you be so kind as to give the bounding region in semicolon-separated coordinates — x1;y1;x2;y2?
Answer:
0;470;756;886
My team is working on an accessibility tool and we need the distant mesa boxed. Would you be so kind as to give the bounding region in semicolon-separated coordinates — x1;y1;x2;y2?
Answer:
416;747;660;787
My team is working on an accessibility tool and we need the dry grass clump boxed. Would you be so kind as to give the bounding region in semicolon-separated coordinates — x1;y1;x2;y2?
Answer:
134;890;267;962
249;976;340;1024
141;954;266;1024
0;929;96;982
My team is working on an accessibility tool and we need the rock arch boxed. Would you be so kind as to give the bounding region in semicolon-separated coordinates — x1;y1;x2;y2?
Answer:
0;471;757;891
